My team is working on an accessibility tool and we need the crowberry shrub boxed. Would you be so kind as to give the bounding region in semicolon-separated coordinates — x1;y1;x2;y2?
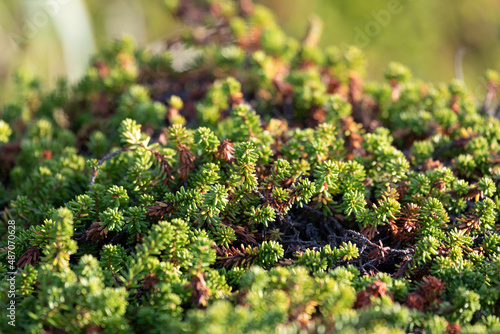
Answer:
1;0;500;333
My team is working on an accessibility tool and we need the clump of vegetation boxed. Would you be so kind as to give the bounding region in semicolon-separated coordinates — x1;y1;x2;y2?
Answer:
1;0;500;333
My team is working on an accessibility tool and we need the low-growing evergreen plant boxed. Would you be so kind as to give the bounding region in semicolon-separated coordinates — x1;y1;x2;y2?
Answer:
1;0;500;333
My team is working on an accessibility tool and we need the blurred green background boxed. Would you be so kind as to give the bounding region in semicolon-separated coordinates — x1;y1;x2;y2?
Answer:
0;0;499;99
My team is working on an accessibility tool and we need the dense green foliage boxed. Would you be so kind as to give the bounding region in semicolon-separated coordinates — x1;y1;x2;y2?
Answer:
1;1;500;333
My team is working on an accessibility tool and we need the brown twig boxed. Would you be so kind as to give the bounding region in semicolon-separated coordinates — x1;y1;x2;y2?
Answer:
89;148;128;186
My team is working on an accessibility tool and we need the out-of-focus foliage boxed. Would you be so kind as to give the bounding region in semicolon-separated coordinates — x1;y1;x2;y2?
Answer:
0;0;499;98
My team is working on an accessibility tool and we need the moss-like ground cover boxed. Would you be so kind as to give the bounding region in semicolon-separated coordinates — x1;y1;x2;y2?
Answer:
1;1;500;333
